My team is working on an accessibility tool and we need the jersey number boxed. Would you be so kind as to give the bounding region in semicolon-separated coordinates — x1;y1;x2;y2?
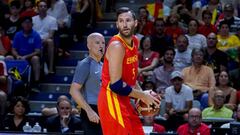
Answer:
132;68;136;80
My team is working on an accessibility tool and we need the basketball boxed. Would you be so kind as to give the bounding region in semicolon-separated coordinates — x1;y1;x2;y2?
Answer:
136;91;161;116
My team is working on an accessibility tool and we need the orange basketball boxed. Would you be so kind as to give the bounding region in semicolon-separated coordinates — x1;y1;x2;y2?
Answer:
136;91;161;116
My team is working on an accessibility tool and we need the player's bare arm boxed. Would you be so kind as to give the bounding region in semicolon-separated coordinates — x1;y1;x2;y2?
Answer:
106;40;125;83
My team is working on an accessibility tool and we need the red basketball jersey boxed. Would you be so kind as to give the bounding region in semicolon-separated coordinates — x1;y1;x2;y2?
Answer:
101;34;139;88
98;34;144;135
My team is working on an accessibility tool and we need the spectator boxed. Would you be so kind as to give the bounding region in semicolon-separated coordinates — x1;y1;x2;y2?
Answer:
152;47;175;94
0;0;10;22
172;0;193;30
217;3;240;35
177;108;210;135
229;49;240;90
182;48;216;109
41;95;79;117
217;21;240;52
45;98;81;133
0;60;7;93
151;18;174;57
47;0;71;57
0;90;7;129
69;33;105;135
0;60;8;128
18;0;25;11
3;96;31;131
221;104;240;128
165;13;184;44
202;90;233;118
63;0;73;13
208;71;237;110
201;0;222;25
88;0;96;27
204;32;228;75
142;115;166;134
4;0;22;41
141;79;156;92
235;104;240;121
198;10;217;37
11;16;41;92
32;0;58;74
138;36;159;83
47;0;69;27
173;35;192;71
165;71;193;131
185;19;207;50
192;0;203;20
71;0;91;41
217;21;240;66
163;0;176;8
173;0;193;15
19;0;37;18
220;0;239;16
0;24;12;58
136;6;153;36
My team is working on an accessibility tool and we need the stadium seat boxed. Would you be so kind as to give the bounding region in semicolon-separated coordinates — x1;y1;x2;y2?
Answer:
5;60;31;96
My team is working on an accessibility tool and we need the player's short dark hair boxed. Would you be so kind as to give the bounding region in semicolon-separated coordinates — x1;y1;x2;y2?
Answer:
116;7;136;20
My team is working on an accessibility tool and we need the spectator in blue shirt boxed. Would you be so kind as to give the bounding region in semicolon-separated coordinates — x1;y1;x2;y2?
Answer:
11;16;42;91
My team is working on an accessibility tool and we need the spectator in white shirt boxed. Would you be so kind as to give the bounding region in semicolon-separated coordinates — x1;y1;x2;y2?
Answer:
185;19;207;50
32;0;58;74
164;71;193;131
47;0;71;56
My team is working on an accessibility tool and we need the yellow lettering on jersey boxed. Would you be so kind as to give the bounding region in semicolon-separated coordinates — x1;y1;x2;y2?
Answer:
126;55;138;64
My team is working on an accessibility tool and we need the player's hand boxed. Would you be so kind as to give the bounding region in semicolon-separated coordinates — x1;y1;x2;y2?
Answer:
86;108;100;124
141;90;160;110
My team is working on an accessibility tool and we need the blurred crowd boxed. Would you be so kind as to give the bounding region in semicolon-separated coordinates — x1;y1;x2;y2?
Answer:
136;0;240;133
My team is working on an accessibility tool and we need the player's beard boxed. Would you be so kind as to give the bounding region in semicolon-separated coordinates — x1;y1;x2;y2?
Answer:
119;27;135;38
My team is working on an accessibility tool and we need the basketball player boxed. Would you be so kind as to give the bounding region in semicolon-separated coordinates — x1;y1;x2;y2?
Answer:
98;7;160;135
